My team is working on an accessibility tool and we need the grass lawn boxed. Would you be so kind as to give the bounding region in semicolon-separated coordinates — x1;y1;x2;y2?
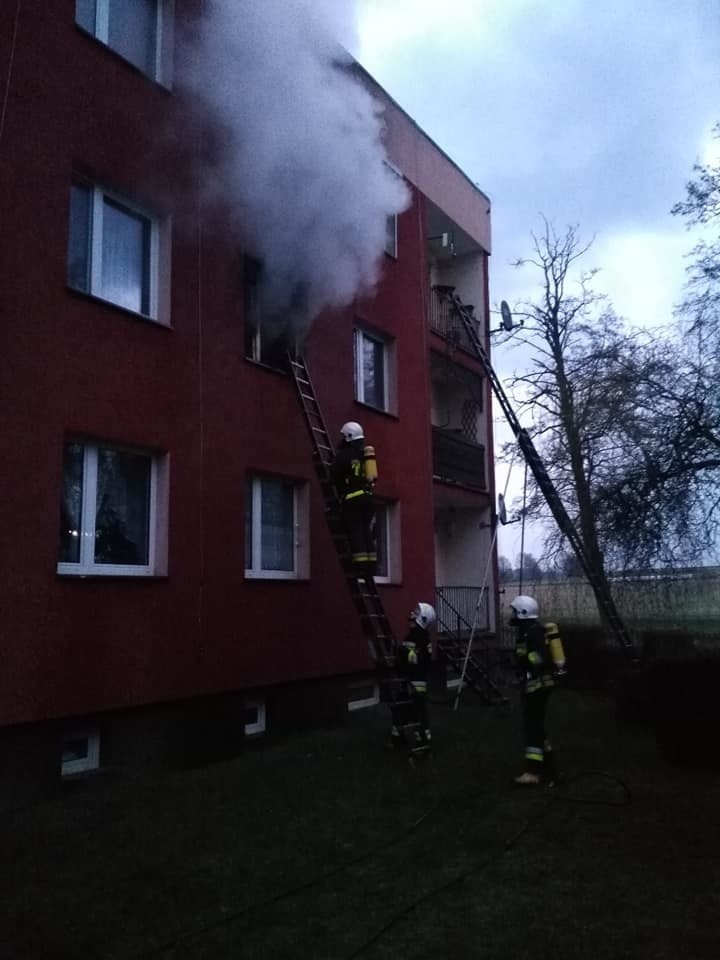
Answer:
2;688;720;959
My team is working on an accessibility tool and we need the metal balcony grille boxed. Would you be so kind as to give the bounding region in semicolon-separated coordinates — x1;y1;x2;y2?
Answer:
432;427;486;489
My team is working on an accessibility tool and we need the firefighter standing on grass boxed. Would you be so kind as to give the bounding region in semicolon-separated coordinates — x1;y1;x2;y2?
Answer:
390;603;436;749
510;595;566;786
333;422;378;573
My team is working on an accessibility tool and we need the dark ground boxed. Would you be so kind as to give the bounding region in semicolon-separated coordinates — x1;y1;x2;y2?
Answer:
2;685;719;960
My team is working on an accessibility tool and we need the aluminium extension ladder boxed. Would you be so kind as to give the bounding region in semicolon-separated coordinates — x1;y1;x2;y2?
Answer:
439;289;638;662
287;353;430;758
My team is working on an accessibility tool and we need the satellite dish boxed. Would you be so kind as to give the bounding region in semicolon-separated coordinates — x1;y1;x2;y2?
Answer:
498;493;508;525
500;300;513;332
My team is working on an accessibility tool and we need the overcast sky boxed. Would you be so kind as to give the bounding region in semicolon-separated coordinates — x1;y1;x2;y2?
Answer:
348;0;720;566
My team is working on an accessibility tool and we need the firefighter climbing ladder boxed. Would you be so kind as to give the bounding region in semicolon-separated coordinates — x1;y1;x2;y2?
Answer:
287;353;430;757
441;289;638;662
288;351;513;709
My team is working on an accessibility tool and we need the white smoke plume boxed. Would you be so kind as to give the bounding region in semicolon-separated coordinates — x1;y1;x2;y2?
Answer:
183;0;410;334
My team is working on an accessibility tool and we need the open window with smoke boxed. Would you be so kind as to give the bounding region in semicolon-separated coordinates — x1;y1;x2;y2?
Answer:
243;256;301;371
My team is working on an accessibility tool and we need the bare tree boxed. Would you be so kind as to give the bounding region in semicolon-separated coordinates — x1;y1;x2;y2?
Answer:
504;218;632;625
672;122;720;337
497;554;515;582
506;210;720;588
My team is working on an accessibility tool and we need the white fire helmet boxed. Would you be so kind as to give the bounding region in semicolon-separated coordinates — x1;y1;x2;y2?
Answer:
510;595;540;620
411;602;437;629
340;421;364;442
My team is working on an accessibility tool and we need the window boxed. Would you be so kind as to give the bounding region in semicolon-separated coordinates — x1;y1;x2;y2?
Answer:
61;730;100;776
245;475;309;579
75;0;173;84
354;328;393;412
244;700;266;736
347;680;380;711
243;257;294;369
374;501;400;583
68;182;162;320
58;440;167;576
385;214;398;258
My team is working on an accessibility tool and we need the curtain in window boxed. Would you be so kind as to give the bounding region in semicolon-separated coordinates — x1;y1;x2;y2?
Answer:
108;0;157;76
59;443;84;563
94;448;150;565
260;479;294;572
362;335;385;409
102;198;150;314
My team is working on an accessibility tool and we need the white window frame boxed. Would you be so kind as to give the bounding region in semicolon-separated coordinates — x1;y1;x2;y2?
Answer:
244;699;266;736
61;729;101;776
347;680;380;712
354;328;391;412
70;183;161;321
245;475;309;580
57;441;165;578
76;0;174;86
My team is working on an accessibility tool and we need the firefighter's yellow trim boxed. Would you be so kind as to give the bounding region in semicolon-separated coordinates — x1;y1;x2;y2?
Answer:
528;651;542;664
345;489;367;500
525;748;544;762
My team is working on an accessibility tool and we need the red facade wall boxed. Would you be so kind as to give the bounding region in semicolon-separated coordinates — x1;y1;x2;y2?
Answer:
0;2;486;728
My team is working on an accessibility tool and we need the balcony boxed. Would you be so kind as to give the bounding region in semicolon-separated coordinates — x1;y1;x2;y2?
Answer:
429;286;479;354
432;427;486;490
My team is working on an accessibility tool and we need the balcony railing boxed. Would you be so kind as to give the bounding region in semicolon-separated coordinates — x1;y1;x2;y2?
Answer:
432;427;486;490
429;285;478;354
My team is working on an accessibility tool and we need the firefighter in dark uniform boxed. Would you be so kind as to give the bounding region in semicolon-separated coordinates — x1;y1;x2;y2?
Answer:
390;602;436;749
510;595;566;786
333;421;378;573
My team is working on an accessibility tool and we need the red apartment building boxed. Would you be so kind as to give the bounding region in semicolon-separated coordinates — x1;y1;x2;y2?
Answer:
0;1;497;780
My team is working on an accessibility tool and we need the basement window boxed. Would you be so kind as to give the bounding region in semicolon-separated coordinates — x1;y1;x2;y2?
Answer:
61;730;100;776
244;700;266;736
347;680;380;711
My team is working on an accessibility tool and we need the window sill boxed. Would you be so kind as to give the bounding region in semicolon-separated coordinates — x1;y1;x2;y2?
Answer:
67;286;170;329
